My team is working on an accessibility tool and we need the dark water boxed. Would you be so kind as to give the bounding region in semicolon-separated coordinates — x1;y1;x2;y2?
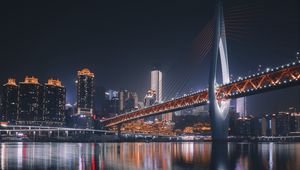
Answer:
0;142;299;170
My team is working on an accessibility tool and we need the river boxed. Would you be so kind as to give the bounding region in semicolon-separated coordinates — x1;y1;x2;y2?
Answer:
0;142;299;169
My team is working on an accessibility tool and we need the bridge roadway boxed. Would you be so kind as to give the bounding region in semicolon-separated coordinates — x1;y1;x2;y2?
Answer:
103;60;300;127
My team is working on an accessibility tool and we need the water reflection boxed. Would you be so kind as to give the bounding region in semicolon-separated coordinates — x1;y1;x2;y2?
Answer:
0;142;299;169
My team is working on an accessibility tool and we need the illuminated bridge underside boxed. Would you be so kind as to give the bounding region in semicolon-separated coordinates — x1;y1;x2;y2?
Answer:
103;62;300;127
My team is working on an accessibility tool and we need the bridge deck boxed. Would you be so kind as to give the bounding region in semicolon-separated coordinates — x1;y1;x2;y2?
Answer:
103;61;300;127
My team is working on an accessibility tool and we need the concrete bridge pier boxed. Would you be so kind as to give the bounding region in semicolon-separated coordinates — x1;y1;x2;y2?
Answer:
209;0;230;141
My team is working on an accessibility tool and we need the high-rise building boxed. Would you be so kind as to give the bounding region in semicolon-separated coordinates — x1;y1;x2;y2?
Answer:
119;90;138;113
144;90;156;122
261;113;276;136
150;67;162;102
18;76;43;123
44;79;66;123
1;79;18;122
235;117;251;136
261;116;267;136
144;90;156;107
275;112;291;136
102;89;120;117
76;68;95;116
119;90;128;113
236;97;247;117
292;113;300;132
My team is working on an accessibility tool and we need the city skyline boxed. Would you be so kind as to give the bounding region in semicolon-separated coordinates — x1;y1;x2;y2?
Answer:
0;0;299;109
0;0;299;169
0;0;299;115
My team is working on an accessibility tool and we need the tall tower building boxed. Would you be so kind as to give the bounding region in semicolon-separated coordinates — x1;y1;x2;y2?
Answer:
19;76;43;123
76;68;95;116
44;79;66;123
1;79;18;122
236;97;247;117
151;67;162;102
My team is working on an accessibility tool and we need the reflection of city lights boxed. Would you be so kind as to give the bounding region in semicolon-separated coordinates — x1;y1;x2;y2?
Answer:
17;143;23;169
1;143;6;169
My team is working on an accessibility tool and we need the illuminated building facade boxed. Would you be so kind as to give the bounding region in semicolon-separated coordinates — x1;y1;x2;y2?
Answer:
261;113;276;136
1;79;18;122
44;79;66;122
150;67;162;102
236;97;247;117
76;68;95;116
18;76;44;122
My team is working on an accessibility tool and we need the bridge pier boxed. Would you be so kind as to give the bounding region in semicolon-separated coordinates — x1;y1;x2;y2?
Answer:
210;108;229;141
209;0;230;141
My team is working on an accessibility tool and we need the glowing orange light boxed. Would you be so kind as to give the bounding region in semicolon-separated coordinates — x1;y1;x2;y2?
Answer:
6;78;17;86
46;79;63;87
23;76;39;84
77;68;95;77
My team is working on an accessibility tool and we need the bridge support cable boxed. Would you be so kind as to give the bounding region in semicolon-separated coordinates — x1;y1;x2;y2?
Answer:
164;19;215;101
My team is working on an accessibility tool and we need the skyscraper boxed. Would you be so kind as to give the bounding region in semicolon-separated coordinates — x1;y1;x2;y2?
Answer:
44;79;66;123
76;68;95;116
151;67;162;102
144;90;156;107
144;90;156;122
18;76;43;123
119;90;138;113
236;97;247;117
1;79;18;122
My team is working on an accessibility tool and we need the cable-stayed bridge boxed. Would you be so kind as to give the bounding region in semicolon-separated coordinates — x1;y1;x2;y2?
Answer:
102;0;300;140
102;61;300;127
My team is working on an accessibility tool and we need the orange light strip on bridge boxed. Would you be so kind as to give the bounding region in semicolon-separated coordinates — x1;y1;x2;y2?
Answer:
103;61;300;127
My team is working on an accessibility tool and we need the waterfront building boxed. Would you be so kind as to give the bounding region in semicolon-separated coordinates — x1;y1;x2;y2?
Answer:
144;90;156;122
235;117;251;136
291;113;300;132
150;67;162;102
228;107;239;135
119;90;138;113
76;68;95;116
144;90;156;107
44;79;66;123
261;113;278;136
275;112;291;136
101;89;120;117
250;116;261;136
236;97;247;117
18;76;43;123
261;116;267;136
1;79;18;122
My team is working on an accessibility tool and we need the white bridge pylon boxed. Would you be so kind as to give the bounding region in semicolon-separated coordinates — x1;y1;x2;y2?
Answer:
209;0;231;141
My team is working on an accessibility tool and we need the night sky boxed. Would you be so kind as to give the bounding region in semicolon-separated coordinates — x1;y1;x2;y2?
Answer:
0;0;299;114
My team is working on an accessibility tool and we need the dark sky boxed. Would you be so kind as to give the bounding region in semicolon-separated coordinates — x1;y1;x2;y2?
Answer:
0;0;299;114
